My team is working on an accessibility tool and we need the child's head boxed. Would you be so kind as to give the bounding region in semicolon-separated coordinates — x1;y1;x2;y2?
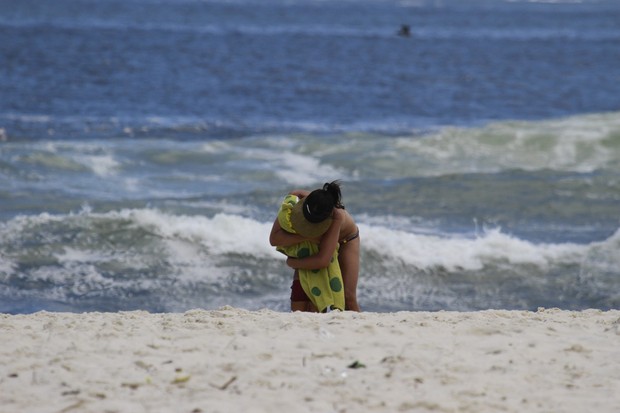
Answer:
302;181;343;223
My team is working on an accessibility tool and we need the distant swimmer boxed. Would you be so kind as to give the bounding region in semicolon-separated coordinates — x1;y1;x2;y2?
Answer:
397;24;411;37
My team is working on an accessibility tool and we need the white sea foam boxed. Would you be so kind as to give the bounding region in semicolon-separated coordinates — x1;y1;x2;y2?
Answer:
76;154;120;177
3;209;618;270
2;208;619;312
0;254;15;275
360;224;590;271
200;136;349;186
272;152;344;186
32;263;114;292
43;210;620;267
125;209;279;258
392;112;620;176
56;247;109;264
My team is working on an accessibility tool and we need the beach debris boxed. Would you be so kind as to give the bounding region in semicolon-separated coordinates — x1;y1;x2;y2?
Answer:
58;400;86;413
171;375;191;384
134;360;153;371
603;317;620;335
210;376;237;390
121;382;142;390
564;344;590;354
347;360;366;369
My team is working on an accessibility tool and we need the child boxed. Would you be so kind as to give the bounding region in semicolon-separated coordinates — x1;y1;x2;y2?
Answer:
269;181;361;312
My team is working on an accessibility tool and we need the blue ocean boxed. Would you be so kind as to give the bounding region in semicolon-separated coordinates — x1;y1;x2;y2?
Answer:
1;0;619;314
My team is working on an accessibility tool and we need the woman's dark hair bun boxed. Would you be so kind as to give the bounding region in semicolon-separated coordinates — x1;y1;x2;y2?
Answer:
302;180;345;223
323;180;343;209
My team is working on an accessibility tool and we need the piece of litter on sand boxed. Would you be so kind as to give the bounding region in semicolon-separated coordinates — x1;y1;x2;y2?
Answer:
347;361;366;369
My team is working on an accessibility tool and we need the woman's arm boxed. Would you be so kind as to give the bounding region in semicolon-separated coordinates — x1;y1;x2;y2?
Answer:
269;218;307;247
285;209;344;270
289;189;310;198
269;190;314;247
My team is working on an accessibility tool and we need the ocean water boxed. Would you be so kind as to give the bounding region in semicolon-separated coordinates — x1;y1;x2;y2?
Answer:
1;0;619;313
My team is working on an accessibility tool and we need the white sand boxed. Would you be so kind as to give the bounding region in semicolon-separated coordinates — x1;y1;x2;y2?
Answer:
1;308;619;413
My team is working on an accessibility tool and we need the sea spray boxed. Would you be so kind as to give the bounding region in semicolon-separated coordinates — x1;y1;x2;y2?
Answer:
1;209;618;312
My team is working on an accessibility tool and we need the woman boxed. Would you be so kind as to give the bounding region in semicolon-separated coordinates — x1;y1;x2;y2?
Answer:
269;181;361;312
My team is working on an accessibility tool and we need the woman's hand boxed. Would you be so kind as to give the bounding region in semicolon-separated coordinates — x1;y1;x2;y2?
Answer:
289;189;310;199
286;257;299;269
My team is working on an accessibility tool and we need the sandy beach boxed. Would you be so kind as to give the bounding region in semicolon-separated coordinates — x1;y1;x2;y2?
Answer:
1;308;619;413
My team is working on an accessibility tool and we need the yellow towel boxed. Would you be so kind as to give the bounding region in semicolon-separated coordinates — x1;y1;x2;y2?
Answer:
276;194;345;312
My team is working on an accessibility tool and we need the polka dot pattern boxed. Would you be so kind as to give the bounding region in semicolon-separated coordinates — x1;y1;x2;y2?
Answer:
329;277;342;293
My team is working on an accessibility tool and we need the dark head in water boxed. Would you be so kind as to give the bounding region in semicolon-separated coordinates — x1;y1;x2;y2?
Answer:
398;24;411;37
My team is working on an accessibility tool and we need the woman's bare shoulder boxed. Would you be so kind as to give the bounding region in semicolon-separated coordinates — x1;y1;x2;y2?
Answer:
339;209;357;235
